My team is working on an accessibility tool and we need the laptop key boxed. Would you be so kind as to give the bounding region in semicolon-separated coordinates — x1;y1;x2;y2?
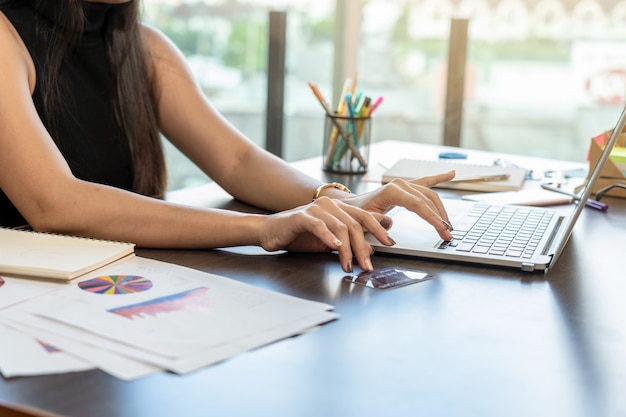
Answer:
455;242;476;252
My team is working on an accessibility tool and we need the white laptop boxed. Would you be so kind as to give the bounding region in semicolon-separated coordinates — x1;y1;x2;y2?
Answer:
366;105;626;272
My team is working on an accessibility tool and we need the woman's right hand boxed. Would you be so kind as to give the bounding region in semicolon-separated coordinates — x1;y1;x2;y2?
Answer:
256;197;394;274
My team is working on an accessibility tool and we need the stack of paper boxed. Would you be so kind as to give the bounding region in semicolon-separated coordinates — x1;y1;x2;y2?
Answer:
0;257;337;380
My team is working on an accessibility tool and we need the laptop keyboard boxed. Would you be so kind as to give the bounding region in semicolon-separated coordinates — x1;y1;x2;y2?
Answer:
444;205;555;259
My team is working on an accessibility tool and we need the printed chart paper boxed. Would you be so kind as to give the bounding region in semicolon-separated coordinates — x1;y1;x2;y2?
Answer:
0;257;337;380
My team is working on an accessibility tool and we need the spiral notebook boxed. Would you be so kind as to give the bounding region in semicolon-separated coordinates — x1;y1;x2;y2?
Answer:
0;228;135;281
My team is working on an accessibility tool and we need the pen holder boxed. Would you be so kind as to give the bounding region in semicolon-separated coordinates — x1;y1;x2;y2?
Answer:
322;113;371;174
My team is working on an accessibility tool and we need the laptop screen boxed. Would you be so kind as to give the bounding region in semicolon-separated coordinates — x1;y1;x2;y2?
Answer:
550;104;626;264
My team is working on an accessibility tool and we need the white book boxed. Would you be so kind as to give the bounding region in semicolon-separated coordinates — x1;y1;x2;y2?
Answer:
382;159;528;192
0;228;135;281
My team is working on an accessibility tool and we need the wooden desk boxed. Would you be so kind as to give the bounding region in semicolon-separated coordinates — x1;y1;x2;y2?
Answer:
2;142;625;417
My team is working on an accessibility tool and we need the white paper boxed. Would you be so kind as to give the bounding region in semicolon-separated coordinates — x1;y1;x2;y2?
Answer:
4;307;335;375
0;257;337;379
0;321;93;377
21;258;334;357
0;275;66;309
4;315;161;381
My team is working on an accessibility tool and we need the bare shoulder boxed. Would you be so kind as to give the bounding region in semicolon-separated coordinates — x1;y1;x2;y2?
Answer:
0;11;35;92
140;23;166;47
0;12;27;57
140;23;186;62
139;23;196;83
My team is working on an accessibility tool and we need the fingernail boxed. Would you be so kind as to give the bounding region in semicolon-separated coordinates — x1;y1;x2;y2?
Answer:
387;235;397;246
347;260;353;273
442;219;453;231
380;217;392;229
334;239;343;247
364;258;374;272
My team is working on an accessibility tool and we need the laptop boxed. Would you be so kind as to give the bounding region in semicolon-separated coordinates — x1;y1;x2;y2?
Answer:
366;105;626;272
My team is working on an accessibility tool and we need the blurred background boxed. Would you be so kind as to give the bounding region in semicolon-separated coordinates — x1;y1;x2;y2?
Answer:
142;0;626;190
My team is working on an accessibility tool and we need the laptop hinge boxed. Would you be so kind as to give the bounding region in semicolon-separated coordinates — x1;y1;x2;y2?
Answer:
521;263;535;272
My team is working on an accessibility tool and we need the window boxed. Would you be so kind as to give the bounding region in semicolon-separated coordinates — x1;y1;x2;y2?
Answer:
357;0;626;161
143;0;626;190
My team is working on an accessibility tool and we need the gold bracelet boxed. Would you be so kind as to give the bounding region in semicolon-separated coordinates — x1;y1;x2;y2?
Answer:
312;182;351;202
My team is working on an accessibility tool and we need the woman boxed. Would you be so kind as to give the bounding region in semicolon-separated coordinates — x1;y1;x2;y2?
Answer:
0;0;454;273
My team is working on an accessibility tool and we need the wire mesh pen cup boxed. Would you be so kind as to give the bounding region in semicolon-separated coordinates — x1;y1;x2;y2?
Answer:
322;113;371;174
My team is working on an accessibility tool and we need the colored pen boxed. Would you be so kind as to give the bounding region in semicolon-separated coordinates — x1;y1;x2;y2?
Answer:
345;93;355;116
356;96;371;138
307;82;367;168
351;72;358;95
345;93;360;144
359;96;371;117
337;78;353;114
541;184;608;211
368;96;384;114
307;82;333;114
329;78;353;167
334;93;362;165
353;91;364;114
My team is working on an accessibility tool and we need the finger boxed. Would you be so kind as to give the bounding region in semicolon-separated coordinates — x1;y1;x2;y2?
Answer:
334;203;397;270
407;182;452;224
408;197;453;240
385;181;453;240
306;200;357;272
314;198;375;272
376;212;393;230
422;205;454;240
393;177;453;225
289;209;345;252
347;207;395;247
412;170;456;187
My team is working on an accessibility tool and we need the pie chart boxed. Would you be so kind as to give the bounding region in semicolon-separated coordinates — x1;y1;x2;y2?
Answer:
78;275;153;295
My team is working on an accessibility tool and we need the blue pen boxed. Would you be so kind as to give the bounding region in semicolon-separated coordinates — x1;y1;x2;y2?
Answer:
344;93;360;145
345;93;355;116
329;93;353;166
335;93;360;166
345;93;359;128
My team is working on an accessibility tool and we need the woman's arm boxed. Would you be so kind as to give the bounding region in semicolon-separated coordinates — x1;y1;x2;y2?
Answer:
143;26;333;211
0;14;392;273
0;14;453;274
0;17;341;250
144;25;455;238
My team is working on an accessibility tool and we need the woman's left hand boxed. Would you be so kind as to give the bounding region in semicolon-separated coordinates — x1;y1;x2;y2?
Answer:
340;171;456;242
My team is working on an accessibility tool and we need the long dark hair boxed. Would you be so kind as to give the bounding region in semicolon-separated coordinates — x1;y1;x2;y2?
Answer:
26;0;166;197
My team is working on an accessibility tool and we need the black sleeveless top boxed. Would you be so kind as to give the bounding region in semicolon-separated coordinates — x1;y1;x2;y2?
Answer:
0;0;134;227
